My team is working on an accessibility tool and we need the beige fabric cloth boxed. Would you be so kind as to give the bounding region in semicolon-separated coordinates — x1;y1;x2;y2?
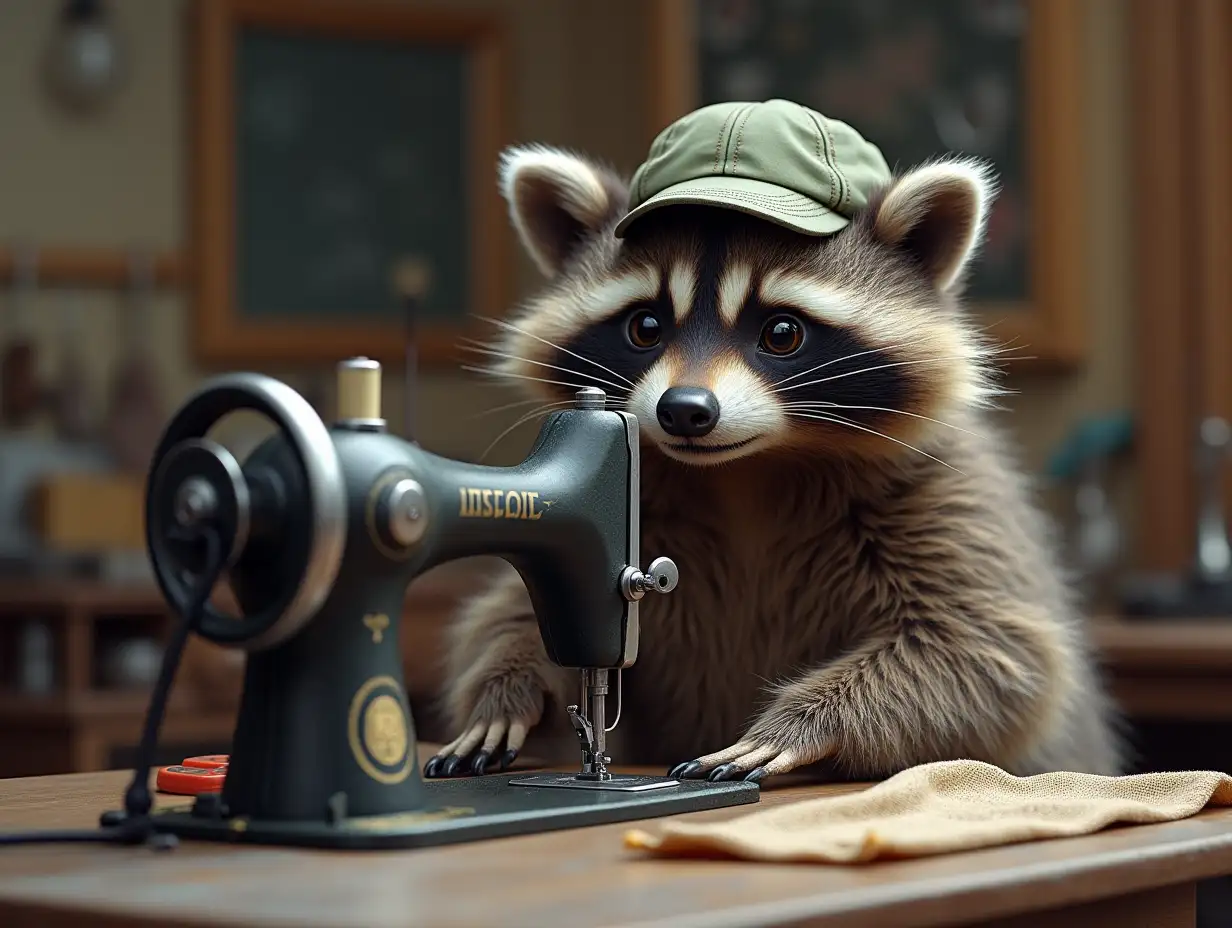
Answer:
623;759;1232;863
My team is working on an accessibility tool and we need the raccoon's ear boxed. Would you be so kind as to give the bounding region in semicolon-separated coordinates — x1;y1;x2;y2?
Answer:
498;144;629;277
870;157;998;293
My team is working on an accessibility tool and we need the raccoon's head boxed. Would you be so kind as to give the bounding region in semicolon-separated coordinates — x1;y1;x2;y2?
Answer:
479;143;1002;468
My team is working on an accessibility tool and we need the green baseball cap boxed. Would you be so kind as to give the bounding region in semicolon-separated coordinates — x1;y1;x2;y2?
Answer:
614;99;892;239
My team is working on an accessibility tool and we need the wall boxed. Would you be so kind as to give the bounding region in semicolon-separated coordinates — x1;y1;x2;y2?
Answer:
0;0;1134;529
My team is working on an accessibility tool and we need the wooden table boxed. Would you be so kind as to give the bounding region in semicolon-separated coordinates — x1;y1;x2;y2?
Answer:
3;746;1232;927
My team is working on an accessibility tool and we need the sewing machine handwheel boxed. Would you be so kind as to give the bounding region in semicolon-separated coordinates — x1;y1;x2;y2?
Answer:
145;372;346;651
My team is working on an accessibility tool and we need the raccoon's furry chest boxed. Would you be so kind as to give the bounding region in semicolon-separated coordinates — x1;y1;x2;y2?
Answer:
618;457;867;762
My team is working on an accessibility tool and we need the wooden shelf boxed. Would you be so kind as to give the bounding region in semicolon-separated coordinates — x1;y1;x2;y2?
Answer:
0;580;166;616
1091;617;1232;671
0;560;499;774
0;688;195;724
1091;617;1232;720
0;247;187;290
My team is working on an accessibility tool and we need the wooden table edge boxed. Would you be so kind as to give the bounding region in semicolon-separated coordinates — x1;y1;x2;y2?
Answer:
4;766;1232;928
654;826;1232;928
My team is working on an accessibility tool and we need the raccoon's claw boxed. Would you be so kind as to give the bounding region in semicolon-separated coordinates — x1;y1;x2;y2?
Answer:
675;739;820;783
423;755;445;778
423;720;529;779
470;751;491;777
668;760;703;779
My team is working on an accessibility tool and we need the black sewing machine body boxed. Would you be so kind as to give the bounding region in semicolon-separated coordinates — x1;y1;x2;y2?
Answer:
130;361;757;849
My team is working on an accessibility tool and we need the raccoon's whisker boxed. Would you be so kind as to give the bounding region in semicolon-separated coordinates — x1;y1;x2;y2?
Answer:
787;411;967;476
480;316;639;388
780;402;983;439
467;396;628;420
988;343;1032;358
460;364;626;396
775;354;1036;394
467;396;558;419
770;343;909;388
774;339;1027;392
478;405;566;463
468;398;580;422
457;342;631;395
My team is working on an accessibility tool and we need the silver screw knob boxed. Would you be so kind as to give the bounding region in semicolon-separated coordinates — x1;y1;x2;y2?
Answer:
387;477;428;546
646;556;679;592
619;557;679;601
574;387;607;409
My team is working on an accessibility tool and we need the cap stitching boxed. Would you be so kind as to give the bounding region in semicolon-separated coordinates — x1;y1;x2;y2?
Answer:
730;105;756;173
802;107;846;212
698;189;818;203
642;119;683;205
823;117;851;211
644;185;829;205
720;104;752;175
713;107;738;174
657;189;838;216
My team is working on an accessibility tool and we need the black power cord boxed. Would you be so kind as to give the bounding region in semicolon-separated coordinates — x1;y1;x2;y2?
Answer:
0;522;227;848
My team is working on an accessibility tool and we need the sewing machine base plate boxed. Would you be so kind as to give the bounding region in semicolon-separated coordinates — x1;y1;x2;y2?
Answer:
508;772;680;791
139;773;759;850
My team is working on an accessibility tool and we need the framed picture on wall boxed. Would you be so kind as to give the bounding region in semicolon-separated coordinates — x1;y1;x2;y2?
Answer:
647;0;1087;367
191;0;511;365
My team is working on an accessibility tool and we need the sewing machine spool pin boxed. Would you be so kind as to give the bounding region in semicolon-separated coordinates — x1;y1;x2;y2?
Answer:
114;358;757;849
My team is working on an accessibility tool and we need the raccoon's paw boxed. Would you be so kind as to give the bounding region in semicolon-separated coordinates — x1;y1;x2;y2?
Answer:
423;718;534;778
668;731;833;783
423;676;547;778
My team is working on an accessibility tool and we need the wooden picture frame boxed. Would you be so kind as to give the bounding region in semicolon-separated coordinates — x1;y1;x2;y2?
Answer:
190;0;511;366
646;0;1087;368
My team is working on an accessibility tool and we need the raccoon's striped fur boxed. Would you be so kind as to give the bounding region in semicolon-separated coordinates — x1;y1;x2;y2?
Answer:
424;142;1125;783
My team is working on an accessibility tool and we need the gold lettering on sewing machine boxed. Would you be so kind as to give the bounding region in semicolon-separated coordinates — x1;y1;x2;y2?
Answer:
363;613;390;644
457;487;545;520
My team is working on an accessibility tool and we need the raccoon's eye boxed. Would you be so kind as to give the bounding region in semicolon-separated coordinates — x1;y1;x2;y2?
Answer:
759;315;804;356
627;310;662;349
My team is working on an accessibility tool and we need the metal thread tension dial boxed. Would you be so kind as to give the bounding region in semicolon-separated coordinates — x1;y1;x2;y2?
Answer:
620;557;679;601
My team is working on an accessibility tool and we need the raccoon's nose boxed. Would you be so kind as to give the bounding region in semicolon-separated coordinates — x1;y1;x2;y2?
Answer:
657;387;720;438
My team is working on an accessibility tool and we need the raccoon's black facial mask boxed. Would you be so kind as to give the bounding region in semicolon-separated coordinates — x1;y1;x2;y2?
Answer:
548;216;921;466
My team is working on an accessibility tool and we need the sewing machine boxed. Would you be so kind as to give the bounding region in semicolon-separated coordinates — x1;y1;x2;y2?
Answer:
107;357;758;850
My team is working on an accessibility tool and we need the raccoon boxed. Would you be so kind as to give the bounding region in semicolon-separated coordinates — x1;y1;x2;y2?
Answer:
425;103;1124;784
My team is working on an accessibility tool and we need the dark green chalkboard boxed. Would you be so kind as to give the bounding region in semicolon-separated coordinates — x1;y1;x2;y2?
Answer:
695;0;1028;304
235;26;469;321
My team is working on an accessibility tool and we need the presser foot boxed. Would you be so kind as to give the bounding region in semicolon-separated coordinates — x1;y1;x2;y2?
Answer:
507;772;681;792
506;700;680;792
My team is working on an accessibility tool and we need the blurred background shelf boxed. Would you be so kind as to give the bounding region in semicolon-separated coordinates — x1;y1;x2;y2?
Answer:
0;246;186;289
1091;618;1232;721
0;559;483;778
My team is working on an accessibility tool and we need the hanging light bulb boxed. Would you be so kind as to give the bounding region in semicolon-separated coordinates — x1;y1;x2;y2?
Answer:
43;0;124;113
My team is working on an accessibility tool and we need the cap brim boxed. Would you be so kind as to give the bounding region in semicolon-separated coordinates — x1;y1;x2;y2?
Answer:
613;175;851;238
